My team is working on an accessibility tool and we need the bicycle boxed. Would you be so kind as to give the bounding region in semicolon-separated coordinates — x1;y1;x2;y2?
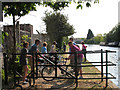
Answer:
38;54;71;81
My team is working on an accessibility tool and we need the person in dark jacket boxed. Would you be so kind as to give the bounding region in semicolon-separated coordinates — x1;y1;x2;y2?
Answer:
20;42;32;84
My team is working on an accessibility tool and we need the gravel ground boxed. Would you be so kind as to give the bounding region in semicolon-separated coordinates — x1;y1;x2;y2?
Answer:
13;66;118;89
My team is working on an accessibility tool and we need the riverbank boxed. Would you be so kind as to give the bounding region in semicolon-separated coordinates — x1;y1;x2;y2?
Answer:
100;42;120;47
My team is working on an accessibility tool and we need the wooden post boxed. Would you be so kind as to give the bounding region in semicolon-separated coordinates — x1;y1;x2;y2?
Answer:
3;53;8;85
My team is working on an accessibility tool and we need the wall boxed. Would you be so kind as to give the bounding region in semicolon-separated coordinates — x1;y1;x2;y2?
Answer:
3;23;49;52
3;23;33;53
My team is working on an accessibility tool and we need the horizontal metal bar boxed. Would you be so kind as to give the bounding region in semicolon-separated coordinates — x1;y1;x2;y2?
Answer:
27;76;116;80
76;77;116;79
80;73;104;75
3;50;116;55
28;76;76;79
81;61;115;63
37;61;115;64
37;64;116;67
17;72;116;80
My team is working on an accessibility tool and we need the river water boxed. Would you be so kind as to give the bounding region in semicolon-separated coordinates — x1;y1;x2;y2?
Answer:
78;44;118;87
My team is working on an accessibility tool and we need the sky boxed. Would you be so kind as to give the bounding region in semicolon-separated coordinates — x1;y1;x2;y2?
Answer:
3;0;119;38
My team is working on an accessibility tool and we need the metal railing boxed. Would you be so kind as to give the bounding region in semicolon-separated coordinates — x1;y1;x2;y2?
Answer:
3;49;116;89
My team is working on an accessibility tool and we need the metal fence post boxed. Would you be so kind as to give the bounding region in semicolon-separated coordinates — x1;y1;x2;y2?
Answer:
101;49;103;82
32;53;35;85
55;54;57;78
74;52;78;88
106;50;108;87
36;52;38;78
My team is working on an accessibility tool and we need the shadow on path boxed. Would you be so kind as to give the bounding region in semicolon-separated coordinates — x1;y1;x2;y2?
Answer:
50;79;75;89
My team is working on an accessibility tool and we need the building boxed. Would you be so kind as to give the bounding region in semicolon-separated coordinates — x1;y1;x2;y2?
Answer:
3;22;49;53
3;22;33;53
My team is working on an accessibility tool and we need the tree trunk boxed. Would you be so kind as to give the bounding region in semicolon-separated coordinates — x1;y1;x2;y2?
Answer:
12;14;17;86
12;14;16;54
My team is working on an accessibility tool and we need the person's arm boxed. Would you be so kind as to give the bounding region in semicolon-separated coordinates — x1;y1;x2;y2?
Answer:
68;54;72;59
68;54;74;60
37;55;41;58
26;54;32;58
83;44;87;49
35;46;41;58
36;49;41;58
44;47;47;53
37;49;40;53
51;45;54;52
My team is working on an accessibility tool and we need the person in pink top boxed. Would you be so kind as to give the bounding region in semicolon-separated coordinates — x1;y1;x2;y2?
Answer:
81;41;87;62
67;41;83;78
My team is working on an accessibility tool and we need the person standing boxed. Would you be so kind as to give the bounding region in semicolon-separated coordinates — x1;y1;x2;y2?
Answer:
63;42;66;52
69;37;76;45
29;39;41;72
20;42;32;84
81;41;87;62
38;42;48;71
41;42;48;53
67;41;83;78
50;41;57;53
69;37;76;66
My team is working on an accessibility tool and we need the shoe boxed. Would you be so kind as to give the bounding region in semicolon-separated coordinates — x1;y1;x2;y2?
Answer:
78;76;83;79
23;81;28;84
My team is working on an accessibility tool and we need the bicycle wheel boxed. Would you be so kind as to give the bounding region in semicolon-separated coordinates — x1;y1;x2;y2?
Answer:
41;66;55;81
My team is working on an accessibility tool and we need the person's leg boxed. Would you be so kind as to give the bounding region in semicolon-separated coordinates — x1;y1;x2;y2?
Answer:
84;49;87;62
70;55;74;70
84;53;86;62
23;65;28;83
78;58;83;78
28;57;33;72
80;68;82;77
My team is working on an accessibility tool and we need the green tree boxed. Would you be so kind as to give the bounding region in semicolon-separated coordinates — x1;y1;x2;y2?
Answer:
105;24;120;43
2;1;99;53
87;29;94;39
44;0;99;11
93;34;104;44
43;12;75;49
2;2;40;53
